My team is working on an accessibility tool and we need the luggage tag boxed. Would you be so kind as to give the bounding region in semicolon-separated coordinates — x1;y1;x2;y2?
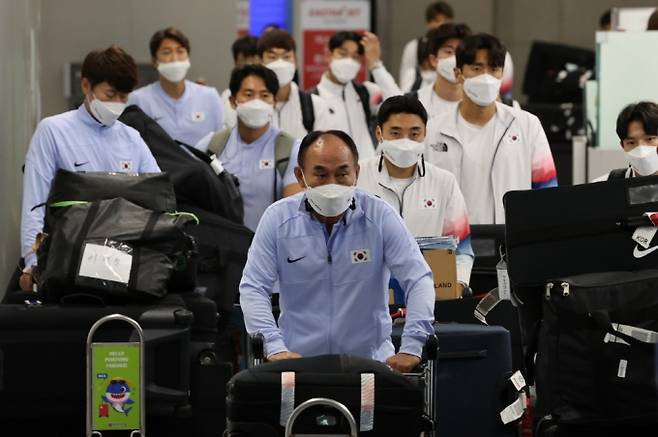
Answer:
500;393;526;424
632;226;657;249
500;371;528;425
496;259;511;301
474;247;516;324
632;212;658;249
209;154;225;175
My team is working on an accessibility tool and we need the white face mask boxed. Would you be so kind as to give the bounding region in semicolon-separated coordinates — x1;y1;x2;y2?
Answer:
436;55;457;83
303;172;355;217
463;73;502;107
381;138;425;168
626;144;658;176
266;59;296;87
329;58;361;83
89;94;126;126
236;99;273;128
420;69;437;85
157;59;191;83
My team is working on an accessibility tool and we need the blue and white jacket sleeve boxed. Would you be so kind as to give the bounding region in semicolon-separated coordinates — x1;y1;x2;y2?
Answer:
239;207;287;357
21;121;58;268
382;208;435;357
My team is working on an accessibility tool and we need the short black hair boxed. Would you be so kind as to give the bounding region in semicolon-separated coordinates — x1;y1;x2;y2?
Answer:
81;45;138;93
298;130;359;167
615;102;658;142
257;29;296;57
229;64;279;96
600;9;612;30
456;33;507;69
425;2;454;23
377;95;428;127
426;22;472;57
329;31;364;55
231;35;258;62
149;27;191;58
648;9;658;31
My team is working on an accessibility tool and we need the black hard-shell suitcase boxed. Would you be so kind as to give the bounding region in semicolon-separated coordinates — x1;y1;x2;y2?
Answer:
225;354;429;437
504;175;658;285
435;297;525;375
0;293;222;437
392;323;520;437
532;269;658;433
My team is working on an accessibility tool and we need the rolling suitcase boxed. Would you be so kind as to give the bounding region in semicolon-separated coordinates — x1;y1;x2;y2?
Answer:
0;293;221;437
392;322;524;437
225;354;430;437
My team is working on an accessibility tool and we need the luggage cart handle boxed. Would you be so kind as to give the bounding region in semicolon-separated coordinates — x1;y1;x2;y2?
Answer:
425;334;439;361
250;333;266;368
252;333;265;359
284;397;358;437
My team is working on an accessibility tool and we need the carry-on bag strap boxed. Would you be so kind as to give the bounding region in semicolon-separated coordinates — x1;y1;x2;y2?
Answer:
589;311;658;345
279;370;376;432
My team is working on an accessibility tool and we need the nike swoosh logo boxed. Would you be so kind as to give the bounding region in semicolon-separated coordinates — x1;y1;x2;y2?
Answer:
74;161;88;167
287;256;305;263
633;244;658;259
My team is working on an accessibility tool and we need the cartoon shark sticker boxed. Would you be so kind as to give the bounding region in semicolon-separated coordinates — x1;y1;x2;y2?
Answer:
101;378;135;416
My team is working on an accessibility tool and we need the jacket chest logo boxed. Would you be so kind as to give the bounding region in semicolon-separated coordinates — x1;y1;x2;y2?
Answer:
120;160;133;171
259;159;274;170
191;111;205;122
422;198;437;209
351;249;370;264
430;142;449;152
505;133;520;144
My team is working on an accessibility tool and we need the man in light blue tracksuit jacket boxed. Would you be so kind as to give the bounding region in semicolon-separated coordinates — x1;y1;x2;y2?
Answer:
239;129;435;372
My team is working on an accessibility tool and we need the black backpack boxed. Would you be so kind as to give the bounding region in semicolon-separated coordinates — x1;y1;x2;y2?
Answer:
310;81;376;145
298;89;316;133
119;105;244;225
607;167;629;180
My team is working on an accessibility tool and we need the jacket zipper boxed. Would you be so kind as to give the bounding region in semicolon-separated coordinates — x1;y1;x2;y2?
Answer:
324;222;338;354
489;118;515;222
377;180;414;218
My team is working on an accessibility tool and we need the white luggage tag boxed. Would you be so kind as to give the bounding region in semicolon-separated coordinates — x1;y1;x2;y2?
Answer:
632;212;658;249
496;259;511;301
499;371;528;425
475;247;517;324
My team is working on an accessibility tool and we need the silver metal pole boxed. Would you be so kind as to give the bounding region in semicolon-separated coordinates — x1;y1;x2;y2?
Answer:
572;135;588;185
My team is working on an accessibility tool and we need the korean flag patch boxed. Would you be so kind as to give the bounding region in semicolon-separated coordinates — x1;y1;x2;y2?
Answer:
351;249;370;264
120;160;133;172
506;133;520;144
191;111;206;123
423;198;437;209
259;159;274;170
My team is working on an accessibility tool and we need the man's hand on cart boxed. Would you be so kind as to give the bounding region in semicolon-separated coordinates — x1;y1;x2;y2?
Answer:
268;351;302;362
386;353;421;373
